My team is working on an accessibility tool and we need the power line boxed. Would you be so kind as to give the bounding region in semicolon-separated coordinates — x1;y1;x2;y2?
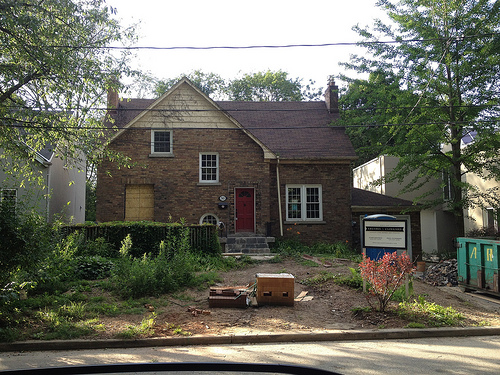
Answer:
4;103;499;113
2;119;497;131
3;33;498;51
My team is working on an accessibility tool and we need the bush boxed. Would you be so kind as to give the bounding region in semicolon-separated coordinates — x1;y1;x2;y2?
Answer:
0;203;54;287
359;252;415;312
61;221;220;258
73;256;113;280
112;228;195;298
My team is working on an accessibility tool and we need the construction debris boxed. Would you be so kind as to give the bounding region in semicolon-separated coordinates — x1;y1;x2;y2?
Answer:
294;291;314;302
208;286;250;308
421;259;458;287
187;306;211;316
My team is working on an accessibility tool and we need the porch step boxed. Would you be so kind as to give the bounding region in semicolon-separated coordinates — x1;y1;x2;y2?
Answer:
223;236;274;254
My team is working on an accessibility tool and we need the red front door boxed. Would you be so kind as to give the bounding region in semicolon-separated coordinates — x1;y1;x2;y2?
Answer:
235;188;255;232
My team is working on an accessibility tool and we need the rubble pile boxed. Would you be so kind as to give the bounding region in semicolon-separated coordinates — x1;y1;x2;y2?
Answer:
423;259;458;287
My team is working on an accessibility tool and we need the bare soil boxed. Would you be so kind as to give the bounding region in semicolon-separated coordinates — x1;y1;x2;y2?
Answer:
95;258;500;339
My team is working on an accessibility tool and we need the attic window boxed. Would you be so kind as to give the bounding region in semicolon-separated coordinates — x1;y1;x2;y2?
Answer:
151;130;172;156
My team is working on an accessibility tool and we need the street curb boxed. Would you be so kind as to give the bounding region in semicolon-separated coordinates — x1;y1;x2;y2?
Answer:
1;326;500;352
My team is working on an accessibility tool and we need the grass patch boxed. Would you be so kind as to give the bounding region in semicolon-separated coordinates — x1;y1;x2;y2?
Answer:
300;268;363;289
300;271;337;286
116;313;156;339
397;296;464;327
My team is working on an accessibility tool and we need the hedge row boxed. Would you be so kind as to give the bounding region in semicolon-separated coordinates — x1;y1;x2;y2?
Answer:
62;221;220;258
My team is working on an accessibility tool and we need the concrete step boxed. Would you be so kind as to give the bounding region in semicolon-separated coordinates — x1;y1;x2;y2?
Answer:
222;236;274;254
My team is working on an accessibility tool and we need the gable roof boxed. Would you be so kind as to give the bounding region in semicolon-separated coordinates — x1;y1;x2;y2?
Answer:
218;101;355;160
107;78;357;161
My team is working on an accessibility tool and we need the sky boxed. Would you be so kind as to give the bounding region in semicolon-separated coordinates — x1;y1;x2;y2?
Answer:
108;0;387;93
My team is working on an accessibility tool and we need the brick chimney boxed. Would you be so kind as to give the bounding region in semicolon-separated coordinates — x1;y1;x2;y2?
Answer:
106;80;119;115
324;78;339;113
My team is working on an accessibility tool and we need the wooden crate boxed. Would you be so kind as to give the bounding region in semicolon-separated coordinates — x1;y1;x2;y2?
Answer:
256;273;294;306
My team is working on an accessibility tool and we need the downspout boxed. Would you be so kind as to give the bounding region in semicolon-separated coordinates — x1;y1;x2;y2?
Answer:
276;156;283;236
45;170;50;222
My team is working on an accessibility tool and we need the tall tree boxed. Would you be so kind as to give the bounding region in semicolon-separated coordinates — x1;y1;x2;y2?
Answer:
0;0;137;185
340;0;500;235
339;70;438;166
154;71;227;100
227;70;322;101
153;70;323;102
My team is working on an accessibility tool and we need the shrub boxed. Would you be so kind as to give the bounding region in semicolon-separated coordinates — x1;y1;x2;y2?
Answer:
0;204;54;287
73;256;113;280
359;251;415;312
112;228;195;298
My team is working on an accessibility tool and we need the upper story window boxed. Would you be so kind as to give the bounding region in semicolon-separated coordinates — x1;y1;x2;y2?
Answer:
199;153;219;183
1;189;17;212
286;184;322;221
150;130;172;156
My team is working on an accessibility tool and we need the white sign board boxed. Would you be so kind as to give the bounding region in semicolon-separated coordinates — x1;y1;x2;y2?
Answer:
363;220;407;249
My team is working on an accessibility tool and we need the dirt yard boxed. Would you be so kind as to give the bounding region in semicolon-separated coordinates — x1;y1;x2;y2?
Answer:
97;257;500;339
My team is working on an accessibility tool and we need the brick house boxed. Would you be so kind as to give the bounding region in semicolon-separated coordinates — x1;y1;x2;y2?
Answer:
96;78;357;248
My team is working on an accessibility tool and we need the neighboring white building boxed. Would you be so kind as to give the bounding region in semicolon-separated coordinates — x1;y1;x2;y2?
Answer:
0;146;86;223
353;155;460;255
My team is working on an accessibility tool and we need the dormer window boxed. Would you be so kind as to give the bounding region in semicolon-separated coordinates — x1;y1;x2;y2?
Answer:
150;130;172;156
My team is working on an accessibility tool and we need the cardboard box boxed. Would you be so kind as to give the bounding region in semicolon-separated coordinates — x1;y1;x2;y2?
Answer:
256;273;294;306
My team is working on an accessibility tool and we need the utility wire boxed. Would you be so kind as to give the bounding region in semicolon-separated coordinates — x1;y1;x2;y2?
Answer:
2;119;497;131
2;33;498;51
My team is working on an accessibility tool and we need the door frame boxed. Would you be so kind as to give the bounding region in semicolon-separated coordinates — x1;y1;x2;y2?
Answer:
234;187;255;233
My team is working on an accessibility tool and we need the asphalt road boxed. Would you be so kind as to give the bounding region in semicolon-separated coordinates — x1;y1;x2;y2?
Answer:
1;336;500;374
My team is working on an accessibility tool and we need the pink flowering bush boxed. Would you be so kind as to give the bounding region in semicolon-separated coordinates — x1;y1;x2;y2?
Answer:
359;251;415;312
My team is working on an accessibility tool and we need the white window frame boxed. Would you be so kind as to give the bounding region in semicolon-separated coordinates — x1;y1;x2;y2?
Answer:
199;213;219;225
150;130;173;156
199;152;219;184
286;184;323;222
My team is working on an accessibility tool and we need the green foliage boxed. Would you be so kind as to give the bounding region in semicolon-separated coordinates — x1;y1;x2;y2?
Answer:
154;70;227;100
116;313;156;339
62;221;220;258
391;280;414;302
339;0;500;235
0;0;138;183
301;268;363;289
398;296;464;327
153;69;323;101
300;271;337;286
351;306;371;314
0;204;54;287
85;180;96;222
73;256;113;280
334;268;364;290
274;239;361;261
112;231;195;298
228;70;322;101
